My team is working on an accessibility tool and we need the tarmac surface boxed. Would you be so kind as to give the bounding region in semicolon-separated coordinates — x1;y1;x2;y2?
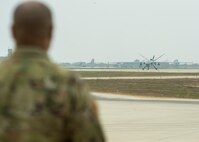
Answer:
73;68;199;73
93;92;199;142
83;75;199;80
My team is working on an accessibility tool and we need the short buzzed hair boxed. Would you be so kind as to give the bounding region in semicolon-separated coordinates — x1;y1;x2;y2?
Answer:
14;1;52;25
13;1;53;40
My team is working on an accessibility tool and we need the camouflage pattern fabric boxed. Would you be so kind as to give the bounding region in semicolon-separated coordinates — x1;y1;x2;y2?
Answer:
0;47;105;142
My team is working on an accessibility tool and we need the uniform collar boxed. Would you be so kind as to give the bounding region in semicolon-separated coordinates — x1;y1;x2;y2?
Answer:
12;46;50;61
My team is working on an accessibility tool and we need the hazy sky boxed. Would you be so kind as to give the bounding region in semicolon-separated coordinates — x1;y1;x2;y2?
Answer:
0;0;199;63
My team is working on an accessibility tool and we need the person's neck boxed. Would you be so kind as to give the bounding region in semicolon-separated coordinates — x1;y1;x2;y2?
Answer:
17;44;48;52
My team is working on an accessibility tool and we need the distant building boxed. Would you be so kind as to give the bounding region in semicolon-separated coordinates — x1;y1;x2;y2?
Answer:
0;49;13;63
8;49;13;57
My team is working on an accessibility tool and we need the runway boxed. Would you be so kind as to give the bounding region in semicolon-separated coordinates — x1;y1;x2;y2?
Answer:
73;68;199;73
93;93;199;142
83;75;199;80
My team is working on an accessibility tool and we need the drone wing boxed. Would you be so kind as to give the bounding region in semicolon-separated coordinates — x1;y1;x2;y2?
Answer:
140;54;149;61
154;54;165;61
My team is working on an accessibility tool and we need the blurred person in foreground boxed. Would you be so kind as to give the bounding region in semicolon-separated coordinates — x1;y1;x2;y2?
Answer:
0;1;105;142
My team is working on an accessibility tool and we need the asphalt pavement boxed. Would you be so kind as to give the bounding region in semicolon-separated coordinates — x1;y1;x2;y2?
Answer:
93;92;199;142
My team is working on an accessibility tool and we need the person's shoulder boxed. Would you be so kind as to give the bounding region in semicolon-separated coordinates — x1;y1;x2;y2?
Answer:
64;69;93;104
48;64;83;86
0;58;21;79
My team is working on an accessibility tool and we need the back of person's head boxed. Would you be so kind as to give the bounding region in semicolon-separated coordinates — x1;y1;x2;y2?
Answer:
12;1;53;51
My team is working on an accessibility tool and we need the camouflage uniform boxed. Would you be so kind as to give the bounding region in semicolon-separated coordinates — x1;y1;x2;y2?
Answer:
0;47;105;142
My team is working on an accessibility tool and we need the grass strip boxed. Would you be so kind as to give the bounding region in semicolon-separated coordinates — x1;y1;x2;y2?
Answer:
85;79;199;99
75;71;199;77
